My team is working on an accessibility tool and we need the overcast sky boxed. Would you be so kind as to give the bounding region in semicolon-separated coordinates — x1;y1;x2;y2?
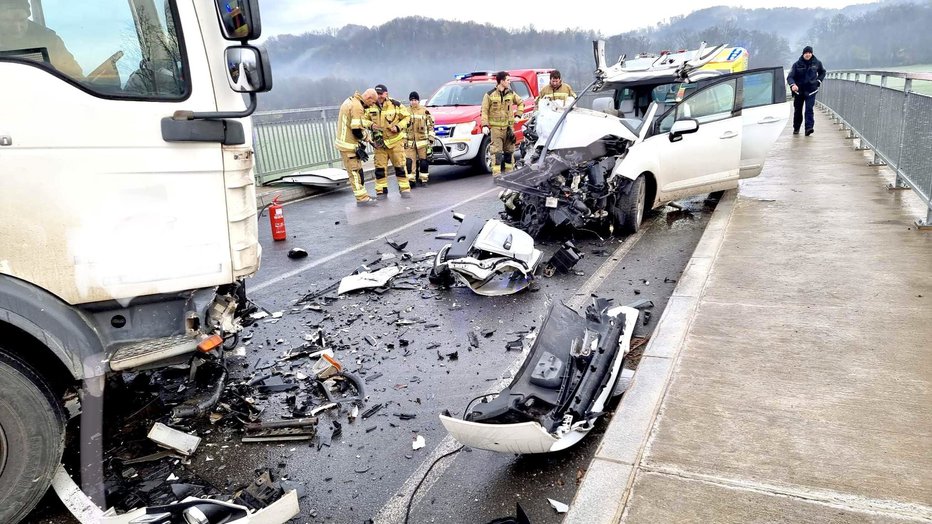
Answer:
260;0;879;39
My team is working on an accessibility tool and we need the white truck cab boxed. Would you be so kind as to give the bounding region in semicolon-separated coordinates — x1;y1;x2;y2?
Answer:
0;0;276;521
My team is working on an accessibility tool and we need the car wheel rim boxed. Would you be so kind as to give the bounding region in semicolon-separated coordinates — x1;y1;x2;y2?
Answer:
485;146;493;172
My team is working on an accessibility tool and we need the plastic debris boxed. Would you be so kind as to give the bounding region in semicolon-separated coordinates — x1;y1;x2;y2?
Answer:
147;423;201;456
338;266;404;294
386;238;409;251
548;498;569;513
412;435;426;450
287;248;308;259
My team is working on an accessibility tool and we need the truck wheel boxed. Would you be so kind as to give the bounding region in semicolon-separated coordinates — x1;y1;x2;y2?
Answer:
0;350;66;524
473;137;492;175
613;175;646;235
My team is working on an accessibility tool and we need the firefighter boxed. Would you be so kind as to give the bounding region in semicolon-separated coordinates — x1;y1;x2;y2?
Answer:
481;71;524;176
334;88;379;206
537;70;576;104
405;91;435;187
366;84;412;198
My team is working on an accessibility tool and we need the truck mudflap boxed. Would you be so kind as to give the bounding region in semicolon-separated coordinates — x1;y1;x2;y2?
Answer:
440;300;638;453
52;465;300;524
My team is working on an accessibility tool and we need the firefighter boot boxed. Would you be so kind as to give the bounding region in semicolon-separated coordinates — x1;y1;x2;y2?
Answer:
374;167;389;199
492;153;504;176
405;157;417;188
418;159;429;186
503;152;515;173
396;166;412;197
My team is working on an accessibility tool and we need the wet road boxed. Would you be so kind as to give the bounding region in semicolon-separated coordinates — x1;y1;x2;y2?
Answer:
28;166;715;524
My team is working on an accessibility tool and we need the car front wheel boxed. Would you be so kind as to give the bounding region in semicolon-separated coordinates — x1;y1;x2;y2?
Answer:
473;137;493;175
613;175;646;235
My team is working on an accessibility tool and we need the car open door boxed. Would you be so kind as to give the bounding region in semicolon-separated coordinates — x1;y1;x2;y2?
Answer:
737;67;790;178
651;76;742;194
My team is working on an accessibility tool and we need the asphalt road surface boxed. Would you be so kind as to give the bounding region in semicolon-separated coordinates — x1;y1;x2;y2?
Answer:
27;165;715;524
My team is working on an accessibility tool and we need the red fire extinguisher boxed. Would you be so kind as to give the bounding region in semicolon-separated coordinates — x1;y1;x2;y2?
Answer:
269;196;287;241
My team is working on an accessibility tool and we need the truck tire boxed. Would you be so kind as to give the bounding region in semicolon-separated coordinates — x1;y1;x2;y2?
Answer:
613;175;646;235
0;349;66;524
473;137;493;175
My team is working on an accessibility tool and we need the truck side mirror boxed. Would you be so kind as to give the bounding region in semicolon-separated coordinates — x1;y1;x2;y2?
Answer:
224;46;272;93
215;0;262;41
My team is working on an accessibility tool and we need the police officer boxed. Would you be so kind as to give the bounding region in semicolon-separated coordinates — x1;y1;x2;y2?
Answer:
405;91;435;187
366;84;412;198
536;70;576;104
334;88;379;206
481;71;525;176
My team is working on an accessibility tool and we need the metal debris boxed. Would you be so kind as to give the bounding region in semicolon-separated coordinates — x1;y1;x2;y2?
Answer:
360;403;384;419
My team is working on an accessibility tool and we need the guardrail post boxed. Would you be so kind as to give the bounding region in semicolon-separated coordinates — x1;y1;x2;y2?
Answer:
889;79;912;191
322;109;335;168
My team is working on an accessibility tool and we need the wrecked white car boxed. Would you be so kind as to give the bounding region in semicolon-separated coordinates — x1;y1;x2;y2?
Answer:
429;214;543;296
498;41;789;237
440;299;637;453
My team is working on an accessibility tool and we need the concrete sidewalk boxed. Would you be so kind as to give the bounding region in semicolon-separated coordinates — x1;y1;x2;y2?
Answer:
567;110;932;523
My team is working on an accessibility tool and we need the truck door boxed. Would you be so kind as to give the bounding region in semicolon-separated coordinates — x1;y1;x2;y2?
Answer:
0;0;233;306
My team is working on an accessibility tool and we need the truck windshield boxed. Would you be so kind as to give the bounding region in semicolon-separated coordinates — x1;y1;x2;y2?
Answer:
0;0;188;99
427;81;495;107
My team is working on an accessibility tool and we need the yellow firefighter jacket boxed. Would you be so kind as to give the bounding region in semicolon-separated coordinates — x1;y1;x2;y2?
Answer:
406;105;435;149
481;88;525;128
365;98;410;148
335;92;370;152
537;83;576;103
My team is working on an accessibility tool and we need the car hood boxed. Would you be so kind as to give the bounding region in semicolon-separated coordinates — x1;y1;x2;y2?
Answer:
427;105;481;125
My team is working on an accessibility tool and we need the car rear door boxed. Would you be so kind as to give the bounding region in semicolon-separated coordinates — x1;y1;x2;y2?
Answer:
737;67;790;178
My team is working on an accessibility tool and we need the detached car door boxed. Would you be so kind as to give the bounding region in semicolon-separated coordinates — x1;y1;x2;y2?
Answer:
653;76;742;194
738;67;790;178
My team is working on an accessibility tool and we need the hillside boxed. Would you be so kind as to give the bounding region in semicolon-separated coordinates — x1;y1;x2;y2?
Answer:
258;1;931;110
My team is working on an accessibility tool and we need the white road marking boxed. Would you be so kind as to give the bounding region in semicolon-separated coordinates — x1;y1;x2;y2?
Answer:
251;187;500;293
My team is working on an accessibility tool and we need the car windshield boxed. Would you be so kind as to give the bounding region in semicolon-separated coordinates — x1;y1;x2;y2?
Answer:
427;81;495;106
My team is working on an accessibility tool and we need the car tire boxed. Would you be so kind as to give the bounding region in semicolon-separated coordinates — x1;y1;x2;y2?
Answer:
473;137;492;175
0;349;66;524
614;175;646;235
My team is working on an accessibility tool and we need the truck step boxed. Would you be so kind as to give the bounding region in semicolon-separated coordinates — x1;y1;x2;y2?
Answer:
109;334;198;371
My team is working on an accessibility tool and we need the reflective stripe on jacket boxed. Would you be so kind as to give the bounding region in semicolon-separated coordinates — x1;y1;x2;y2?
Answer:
335;92;369;152
537;83;576;102
481;88;525;128
366;98;410;148
406;105;435;148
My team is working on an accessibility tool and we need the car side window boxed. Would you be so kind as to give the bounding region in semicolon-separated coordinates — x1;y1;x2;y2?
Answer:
512;81;531;100
742;71;775;108
676;79;736;124
0;0;188;99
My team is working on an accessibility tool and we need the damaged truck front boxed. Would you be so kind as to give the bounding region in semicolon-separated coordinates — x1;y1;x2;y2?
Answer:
498;41;788;237
0;1;284;522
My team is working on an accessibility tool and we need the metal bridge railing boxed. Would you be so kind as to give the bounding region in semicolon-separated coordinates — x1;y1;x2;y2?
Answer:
251;106;341;185
818;70;932;227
